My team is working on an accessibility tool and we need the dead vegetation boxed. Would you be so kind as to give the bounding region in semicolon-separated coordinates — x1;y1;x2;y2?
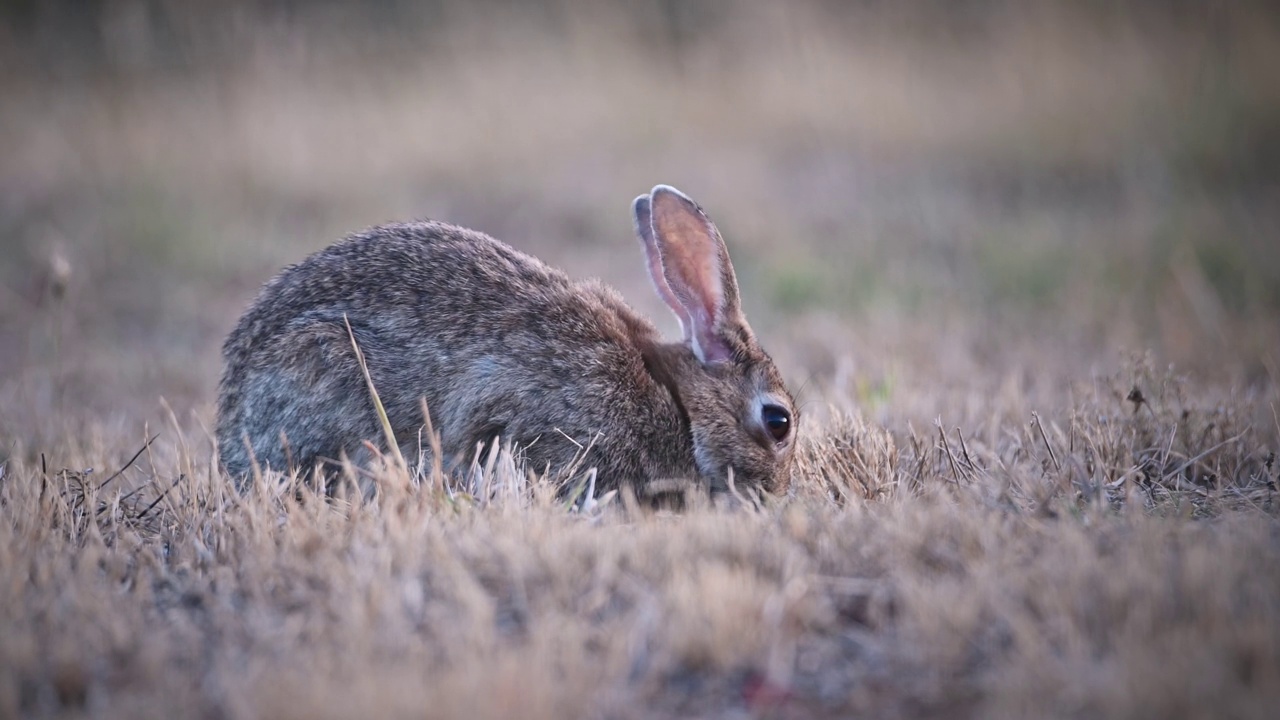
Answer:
2;354;1277;719
2;2;1279;718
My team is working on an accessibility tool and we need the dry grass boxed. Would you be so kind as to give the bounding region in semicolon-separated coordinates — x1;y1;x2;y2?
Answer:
2;2;1280;718
2;357;1277;718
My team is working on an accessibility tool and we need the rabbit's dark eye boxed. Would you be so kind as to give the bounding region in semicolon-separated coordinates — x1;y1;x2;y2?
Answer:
761;405;791;442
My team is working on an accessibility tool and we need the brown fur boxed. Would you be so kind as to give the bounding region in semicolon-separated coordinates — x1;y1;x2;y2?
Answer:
215;186;797;494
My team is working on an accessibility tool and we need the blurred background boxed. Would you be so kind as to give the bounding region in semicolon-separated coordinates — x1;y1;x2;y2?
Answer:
1;0;1277;445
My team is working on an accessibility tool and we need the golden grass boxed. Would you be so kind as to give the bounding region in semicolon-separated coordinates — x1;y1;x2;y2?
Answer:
2;356;1277;718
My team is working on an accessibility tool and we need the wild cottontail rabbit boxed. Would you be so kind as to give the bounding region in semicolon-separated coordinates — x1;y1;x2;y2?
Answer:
216;185;797;495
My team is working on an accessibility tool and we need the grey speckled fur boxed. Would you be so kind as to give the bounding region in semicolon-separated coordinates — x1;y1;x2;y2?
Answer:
216;185;797;494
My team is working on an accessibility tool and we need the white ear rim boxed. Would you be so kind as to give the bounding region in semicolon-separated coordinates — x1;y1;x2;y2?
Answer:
650;184;694;204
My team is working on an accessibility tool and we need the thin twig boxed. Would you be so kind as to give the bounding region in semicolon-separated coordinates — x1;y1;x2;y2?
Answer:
936;418;964;485
344;314;407;474
420;398;444;495
39;453;48;503
907;422;925;493
138;474;185;519
956;426;977;473
1160;431;1247;485
1031;412;1061;473
97;433;160;491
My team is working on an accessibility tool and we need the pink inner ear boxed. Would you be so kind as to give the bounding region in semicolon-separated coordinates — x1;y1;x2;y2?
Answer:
648;188;734;363
633;196;692;342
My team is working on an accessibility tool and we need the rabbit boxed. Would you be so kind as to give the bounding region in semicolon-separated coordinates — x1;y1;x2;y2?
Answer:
215;185;798;496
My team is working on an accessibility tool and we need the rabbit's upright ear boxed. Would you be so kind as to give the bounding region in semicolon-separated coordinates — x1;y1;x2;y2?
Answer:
647;185;750;364
634;194;694;343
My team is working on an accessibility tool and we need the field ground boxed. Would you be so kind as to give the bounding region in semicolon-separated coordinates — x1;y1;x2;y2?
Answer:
2;2;1279;718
